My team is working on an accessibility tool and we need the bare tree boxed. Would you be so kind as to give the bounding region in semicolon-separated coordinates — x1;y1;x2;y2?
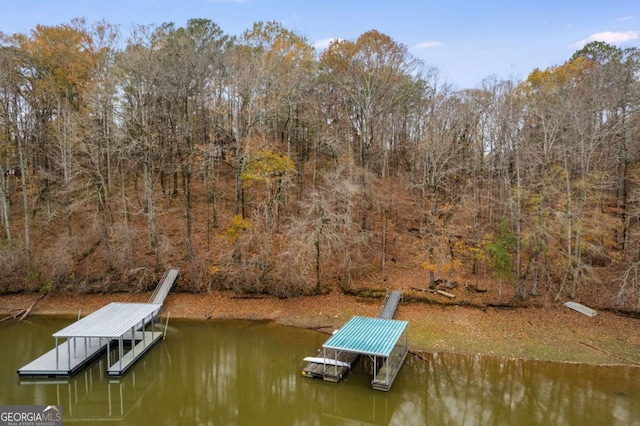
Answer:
291;168;364;292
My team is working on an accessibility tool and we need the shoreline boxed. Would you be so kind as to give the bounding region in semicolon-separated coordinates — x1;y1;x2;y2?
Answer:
1;291;639;367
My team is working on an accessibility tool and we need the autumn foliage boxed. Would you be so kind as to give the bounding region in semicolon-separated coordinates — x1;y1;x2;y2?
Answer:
0;19;639;310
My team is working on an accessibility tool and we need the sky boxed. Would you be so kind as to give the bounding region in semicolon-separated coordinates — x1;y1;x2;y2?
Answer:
0;0;638;89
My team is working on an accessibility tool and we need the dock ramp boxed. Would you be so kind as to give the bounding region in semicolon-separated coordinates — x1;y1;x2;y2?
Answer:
379;291;402;319
149;268;179;305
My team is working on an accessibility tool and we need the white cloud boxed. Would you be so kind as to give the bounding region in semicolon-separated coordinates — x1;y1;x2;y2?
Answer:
414;40;443;49
573;30;639;48
313;38;342;50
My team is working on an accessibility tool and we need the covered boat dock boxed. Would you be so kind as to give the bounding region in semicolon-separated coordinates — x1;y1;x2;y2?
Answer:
18;267;179;378
18;303;163;378
316;315;408;391
302;290;409;390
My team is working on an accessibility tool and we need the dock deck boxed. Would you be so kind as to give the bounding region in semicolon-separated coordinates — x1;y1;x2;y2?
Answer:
301;349;359;381
17;338;106;377
107;331;163;376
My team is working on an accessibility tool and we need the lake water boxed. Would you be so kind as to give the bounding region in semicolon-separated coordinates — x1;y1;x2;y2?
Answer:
1;316;639;425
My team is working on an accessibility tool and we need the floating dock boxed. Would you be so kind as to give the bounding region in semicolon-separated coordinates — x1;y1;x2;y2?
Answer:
18;267;179;378
302;290;408;391
17;337;107;378
301;348;359;381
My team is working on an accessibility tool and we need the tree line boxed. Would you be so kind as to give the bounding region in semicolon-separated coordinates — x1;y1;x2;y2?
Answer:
0;18;639;308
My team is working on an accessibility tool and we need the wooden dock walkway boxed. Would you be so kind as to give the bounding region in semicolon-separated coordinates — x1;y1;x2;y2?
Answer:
301;349;359;381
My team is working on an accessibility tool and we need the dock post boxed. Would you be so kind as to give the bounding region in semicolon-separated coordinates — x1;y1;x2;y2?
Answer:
386;356;389;385
140;318;144;346
322;347;326;376
119;337;123;371
374;356;377;383
131;326;135;358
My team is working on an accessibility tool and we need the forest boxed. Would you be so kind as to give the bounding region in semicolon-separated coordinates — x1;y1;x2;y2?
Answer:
0;18;639;311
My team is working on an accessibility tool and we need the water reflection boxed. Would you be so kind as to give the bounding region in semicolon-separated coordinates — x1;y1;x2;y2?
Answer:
393;353;640;426
1;317;639;425
17;337;170;422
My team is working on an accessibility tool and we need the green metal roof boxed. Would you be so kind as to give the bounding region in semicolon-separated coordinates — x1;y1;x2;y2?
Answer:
323;316;408;357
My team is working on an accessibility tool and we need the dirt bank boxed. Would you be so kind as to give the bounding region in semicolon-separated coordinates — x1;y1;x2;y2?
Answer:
1;291;639;367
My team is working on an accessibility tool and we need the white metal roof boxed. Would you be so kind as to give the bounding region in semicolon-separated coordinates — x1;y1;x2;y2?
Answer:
53;303;160;339
322;316;408;357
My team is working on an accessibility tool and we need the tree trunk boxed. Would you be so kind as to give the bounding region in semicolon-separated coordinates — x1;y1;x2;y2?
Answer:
314;229;321;293
381;209;387;274
0;165;10;241
17;135;30;257
184;163;194;260
143;162;159;269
